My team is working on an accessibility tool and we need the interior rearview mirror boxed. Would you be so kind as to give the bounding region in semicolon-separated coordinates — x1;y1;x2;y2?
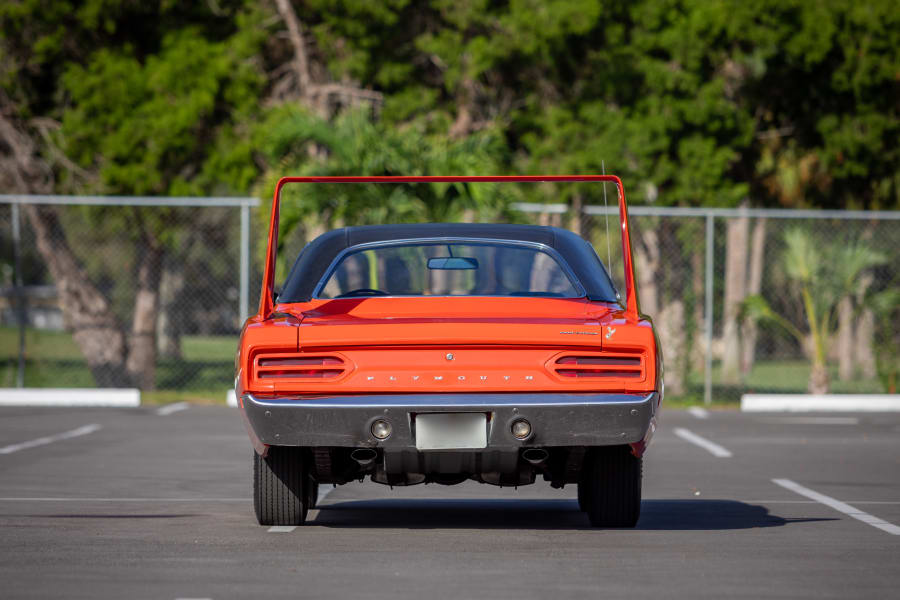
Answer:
427;256;479;270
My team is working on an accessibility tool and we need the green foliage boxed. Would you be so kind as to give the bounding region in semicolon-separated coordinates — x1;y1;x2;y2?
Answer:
871;287;900;393
742;227;886;391
255;107;512;237
3;0;897;210
59;21;267;196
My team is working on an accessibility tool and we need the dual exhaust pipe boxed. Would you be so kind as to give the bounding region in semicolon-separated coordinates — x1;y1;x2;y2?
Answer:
521;448;548;466
350;448;378;467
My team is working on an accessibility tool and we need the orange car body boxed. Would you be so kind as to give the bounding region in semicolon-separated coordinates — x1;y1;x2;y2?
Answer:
235;176;663;464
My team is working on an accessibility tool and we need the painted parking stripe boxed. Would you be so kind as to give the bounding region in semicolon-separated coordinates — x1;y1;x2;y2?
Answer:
673;427;732;457
156;402;189;416
267;526;297;533
757;417;859;425
773;478;900;536
0;424;102;455
264;487;335;533
0;497;248;502
747;500;900;505
317;485;335;504
687;407;709;419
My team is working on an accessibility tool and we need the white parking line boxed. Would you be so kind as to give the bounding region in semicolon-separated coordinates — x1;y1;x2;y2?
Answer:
748;500;900;505
318;485;334;504
773;478;900;535
156;402;189;416
673;427;732;457
264;487;335;533
0;497;248;502
757;417;859;425
0;424;102;455
687;407;710;419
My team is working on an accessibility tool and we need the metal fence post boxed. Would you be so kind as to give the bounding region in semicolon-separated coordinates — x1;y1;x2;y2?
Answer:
11;203;25;388
239;201;250;322
704;213;714;405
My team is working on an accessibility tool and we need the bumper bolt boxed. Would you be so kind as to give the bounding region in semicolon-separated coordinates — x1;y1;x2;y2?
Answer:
371;419;392;440
511;419;532;440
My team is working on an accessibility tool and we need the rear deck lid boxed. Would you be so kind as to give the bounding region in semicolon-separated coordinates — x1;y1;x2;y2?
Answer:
292;297;607;348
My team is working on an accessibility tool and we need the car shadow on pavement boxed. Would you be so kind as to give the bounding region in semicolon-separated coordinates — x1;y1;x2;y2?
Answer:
310;498;837;530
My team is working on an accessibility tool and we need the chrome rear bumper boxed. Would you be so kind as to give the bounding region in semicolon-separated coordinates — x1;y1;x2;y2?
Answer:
239;392;659;453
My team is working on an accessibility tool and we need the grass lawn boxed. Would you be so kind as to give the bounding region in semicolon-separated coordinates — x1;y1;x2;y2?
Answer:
1;326;237;403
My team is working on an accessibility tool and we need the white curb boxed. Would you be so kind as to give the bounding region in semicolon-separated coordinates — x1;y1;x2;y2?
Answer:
741;394;900;412
0;388;140;407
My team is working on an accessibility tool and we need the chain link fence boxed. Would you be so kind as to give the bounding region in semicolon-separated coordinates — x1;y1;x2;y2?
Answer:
1;196;257;398
2;194;898;404
516;203;900;403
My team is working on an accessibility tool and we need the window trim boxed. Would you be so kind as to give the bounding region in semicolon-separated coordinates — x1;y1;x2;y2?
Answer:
310;237;587;300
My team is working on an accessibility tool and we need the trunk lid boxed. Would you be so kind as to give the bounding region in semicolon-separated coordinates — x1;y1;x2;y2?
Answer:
247;297;652;394
294;297;606;348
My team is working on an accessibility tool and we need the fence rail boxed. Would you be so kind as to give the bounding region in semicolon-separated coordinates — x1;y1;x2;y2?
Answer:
2;195;897;404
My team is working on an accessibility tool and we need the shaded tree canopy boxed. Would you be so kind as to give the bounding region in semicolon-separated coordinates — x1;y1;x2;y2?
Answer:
2;0;898;208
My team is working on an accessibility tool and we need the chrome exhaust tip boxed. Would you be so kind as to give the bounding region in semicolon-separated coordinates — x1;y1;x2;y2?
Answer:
350;448;378;466
522;448;549;466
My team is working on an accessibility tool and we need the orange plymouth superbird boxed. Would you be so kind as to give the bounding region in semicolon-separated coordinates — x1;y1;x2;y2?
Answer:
236;176;662;527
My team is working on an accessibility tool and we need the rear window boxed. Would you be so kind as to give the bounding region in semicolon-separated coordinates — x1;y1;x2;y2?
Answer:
316;241;582;298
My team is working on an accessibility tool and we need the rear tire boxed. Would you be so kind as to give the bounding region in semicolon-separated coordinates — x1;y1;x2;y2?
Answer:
253;447;308;526
580;446;642;528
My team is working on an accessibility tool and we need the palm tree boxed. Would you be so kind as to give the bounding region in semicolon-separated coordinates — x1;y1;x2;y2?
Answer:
742;228;885;394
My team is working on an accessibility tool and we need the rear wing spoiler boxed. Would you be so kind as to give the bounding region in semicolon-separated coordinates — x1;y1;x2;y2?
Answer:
259;175;640;321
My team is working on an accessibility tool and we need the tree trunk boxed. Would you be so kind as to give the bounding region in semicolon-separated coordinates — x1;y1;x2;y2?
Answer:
156;259;184;359
568;193;583;236
808;360;829;394
449;75;477;139
273;0;381;116
656;300;686;395
855;309;877;379
741;218;767;374
549;212;562;228
25;205;132;387
721;212;749;383
836;297;854;380
126;242;163;390
690;247;705;372
634;227;660;317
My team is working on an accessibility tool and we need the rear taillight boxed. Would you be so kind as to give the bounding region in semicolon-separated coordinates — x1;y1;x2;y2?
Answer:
255;354;348;380
550;354;643;379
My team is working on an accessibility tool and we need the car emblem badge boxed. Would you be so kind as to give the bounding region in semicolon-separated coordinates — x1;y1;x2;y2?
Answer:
446;353;454;361
480;375;487;381
412;375;419;381
504;375;510;381
434;375;443;381
605;326;616;339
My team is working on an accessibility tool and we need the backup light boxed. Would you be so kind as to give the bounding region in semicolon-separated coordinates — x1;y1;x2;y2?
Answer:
371;419;393;440
511;419;532;440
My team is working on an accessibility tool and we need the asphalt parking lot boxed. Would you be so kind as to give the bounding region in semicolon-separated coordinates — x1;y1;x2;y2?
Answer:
1;404;898;599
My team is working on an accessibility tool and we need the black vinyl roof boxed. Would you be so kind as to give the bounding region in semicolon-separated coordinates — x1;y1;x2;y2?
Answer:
278;223;619;302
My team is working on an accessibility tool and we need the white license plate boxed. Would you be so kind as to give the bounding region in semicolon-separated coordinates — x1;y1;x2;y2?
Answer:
415;413;487;450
